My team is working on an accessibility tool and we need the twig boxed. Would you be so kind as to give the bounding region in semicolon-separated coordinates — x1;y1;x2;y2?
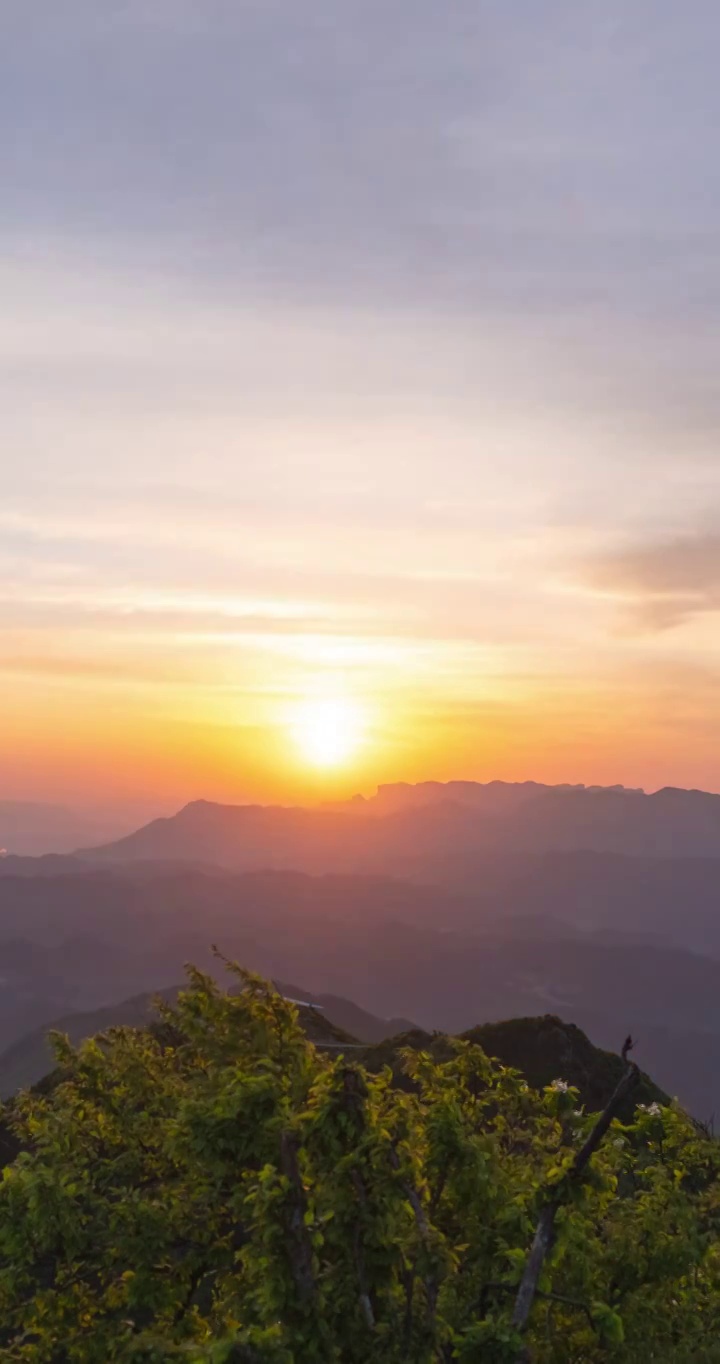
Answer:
351;1169;375;1329
389;1144;437;1329
482;1282;595;1332
389;1146;429;1235
171;1261;211;1325
279;1131;316;1304
401;1261;416;1352
511;1036;640;1353
429;1166;449;1217
336;1067;377;1330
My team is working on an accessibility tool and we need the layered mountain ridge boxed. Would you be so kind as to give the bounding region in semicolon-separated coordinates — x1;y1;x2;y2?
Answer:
79;780;720;871
4;779;720;1120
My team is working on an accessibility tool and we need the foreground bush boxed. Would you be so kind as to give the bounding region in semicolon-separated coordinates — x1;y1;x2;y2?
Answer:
0;966;719;1362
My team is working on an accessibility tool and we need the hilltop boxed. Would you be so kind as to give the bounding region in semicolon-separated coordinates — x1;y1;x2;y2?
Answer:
360;1014;667;1120
0;966;666;1126
0;980;416;1098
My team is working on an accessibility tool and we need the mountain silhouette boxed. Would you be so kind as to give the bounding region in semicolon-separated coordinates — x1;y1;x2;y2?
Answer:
0;802;134;858
80;781;720;872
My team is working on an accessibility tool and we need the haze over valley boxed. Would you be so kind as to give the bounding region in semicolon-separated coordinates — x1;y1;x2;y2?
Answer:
4;778;720;1122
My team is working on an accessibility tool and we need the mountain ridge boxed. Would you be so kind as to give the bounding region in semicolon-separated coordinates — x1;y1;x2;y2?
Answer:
0;979;417;1098
79;779;720;869
0;803;124;859
2;861;719;1111
0;979;667;1127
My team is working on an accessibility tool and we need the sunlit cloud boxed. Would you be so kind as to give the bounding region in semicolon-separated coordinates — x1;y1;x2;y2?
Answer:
578;529;720;631
5;2;720;802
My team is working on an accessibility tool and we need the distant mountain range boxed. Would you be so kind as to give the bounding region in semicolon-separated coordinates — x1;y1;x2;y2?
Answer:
5;847;720;952
0;997;668;1179
0;801;144;858
4;779;720;1120
80;781;720;873
0;977;665;1126
0;863;719;1116
0;979;416;1098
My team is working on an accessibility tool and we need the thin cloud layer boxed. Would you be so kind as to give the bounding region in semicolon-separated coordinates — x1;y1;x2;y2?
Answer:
584;531;720;630
4;2;720;801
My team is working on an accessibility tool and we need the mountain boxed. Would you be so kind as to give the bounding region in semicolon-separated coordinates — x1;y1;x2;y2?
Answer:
0;802;138;858
0;854;87;879
274;982;416;1046
2;860;720;1113
330;780;641;817
10;849;720;953
0;988;178;1098
0;976;667;1130
361;1014;668;1119
0;981;416;1097
80;781;720;875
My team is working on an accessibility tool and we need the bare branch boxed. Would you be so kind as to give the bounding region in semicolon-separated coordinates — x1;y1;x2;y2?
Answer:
389;1146;430;1237
481;1282;595;1332
511;1037;640;1353
389;1144;437;1330
351;1169;375;1329
279;1131;316;1305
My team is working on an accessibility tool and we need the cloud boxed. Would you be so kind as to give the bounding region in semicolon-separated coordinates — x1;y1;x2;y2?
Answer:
7;1;720;797
4;0;720;323
582;530;720;629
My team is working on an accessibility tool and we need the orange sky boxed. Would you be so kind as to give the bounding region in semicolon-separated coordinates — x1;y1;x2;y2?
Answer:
5;7;720;812
4;268;720;812
3;620;720;813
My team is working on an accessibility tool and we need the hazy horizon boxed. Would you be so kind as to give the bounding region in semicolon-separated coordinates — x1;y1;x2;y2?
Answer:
5;3;720;807
7;772;720;834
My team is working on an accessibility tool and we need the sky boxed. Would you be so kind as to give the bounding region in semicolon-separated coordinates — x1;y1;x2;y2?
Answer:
4;1;720;812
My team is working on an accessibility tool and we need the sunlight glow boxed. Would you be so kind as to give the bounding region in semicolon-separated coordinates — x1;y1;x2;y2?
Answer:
291;696;366;769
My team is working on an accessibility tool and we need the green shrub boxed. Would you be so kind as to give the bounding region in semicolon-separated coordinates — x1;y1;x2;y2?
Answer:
0;966;718;1362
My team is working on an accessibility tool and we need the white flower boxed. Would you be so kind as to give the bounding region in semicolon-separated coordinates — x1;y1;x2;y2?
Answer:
550;1079;569;1093
638;1101;663;1117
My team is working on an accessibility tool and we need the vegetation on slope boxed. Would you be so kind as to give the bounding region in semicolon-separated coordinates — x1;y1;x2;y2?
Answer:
0;980;410;1098
361;1015;668;1119
0;966;718;1362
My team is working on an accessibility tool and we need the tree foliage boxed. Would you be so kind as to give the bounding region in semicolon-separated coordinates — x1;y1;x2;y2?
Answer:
0;966;719;1362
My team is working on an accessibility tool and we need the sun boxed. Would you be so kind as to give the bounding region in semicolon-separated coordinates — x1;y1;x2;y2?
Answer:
291;696;365;769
